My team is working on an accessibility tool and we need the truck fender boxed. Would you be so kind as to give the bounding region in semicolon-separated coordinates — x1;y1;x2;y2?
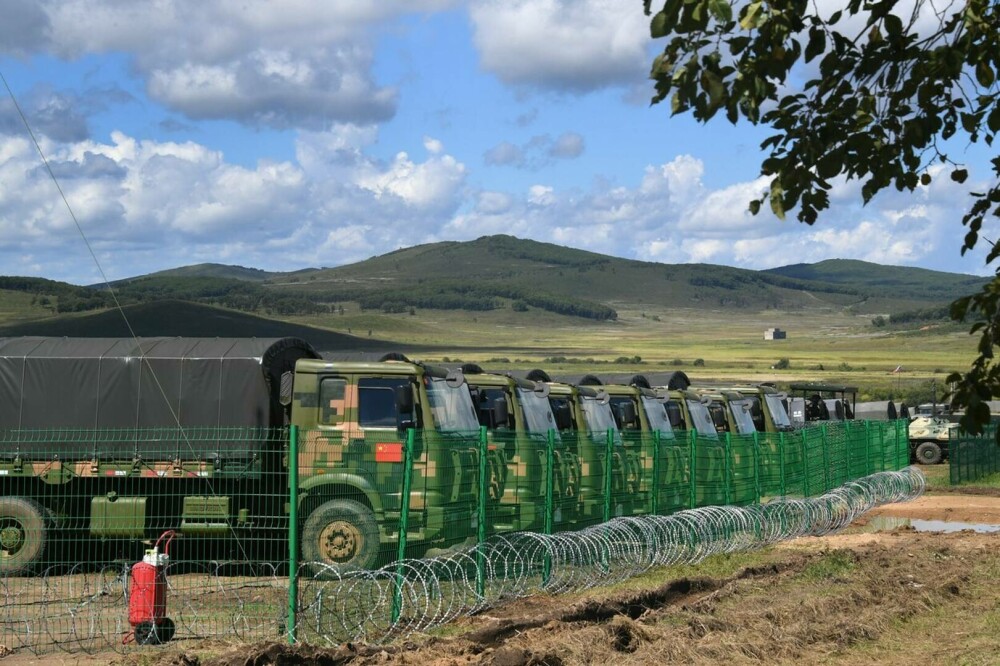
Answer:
298;473;385;518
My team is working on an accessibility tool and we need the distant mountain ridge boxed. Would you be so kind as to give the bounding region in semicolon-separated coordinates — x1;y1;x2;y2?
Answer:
764;259;987;301
0;235;988;337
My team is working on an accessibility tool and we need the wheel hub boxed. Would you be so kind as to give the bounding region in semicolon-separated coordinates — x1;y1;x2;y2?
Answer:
319;520;362;562
0;524;24;552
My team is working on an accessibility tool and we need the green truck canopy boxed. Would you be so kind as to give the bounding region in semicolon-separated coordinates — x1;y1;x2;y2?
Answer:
0;337;319;455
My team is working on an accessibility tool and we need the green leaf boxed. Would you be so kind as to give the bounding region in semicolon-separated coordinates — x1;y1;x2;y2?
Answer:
805;27;826;62
988;107;1000;134
651;10;670;38
749;199;761;215
816;152;842;179
739;1;762;29
976;60;996;87
828;10;842;23
769;180;786;220
884;14;902;37
702;70;725;109
920;173;932;186
951;168;969;183
708;0;733;23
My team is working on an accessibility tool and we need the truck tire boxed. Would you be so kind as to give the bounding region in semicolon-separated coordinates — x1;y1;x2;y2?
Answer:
302;499;380;575
914;441;943;465
0;497;48;575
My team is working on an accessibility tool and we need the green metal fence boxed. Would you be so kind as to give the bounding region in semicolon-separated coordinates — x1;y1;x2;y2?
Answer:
949;425;1000;484
0;419;910;654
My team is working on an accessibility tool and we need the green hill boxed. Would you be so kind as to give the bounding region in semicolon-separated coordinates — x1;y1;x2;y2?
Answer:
0;300;411;351
119;263;298;282
266;235;978;316
765;259;988;301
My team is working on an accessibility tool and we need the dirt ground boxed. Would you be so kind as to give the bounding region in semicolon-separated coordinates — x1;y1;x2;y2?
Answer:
6;492;1000;666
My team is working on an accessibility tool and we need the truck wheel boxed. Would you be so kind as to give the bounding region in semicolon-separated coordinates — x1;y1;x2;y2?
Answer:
914;441;943;465
302;499;380;574
0;497;47;575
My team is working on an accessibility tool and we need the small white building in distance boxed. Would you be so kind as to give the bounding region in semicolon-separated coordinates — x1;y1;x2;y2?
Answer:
764;328;786;340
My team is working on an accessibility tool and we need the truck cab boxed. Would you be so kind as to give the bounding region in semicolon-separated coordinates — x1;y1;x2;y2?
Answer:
528;372;629;526
580;374;678;516
698;384;794;434
460;364;578;531
289;354;484;570
694;389;759;436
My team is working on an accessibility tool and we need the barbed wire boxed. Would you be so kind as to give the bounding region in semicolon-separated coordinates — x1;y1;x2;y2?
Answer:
297;467;926;644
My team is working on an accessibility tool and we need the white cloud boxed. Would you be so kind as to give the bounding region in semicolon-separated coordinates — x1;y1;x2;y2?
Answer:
549;132;585;159
484;141;525;167
469;0;651;91
0;120;987;285
7;2;459;129
484;132;586;170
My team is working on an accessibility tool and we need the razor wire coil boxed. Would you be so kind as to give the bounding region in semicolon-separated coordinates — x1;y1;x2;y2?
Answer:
295;466;925;644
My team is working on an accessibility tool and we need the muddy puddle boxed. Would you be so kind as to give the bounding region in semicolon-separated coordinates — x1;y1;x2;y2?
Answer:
859;514;1000;534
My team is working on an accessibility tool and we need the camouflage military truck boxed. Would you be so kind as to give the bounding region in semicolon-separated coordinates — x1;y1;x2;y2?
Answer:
0;338;482;574
660;390;715;437
578;374;678;516
693;389;759;436
527;370;631;524
698;384;794;433
460;365;578;531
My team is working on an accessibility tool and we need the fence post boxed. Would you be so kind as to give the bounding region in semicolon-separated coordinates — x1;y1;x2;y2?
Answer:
543;429;555;585
752;431;761;503
391;428;415;624
864;420;872;475
800;430;811;498
651;431;661;515
287;425;299;644
723;432;732;505
689;430;697;509
778;432;786;497
821;424;830;492
604;428;614;523
476;426;488;599
845;421;853;479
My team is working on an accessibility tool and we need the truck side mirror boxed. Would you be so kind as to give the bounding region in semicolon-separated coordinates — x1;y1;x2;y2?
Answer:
620;401;638;429
279;371;293;407
395;385;414;415
554;404;573;431
492;396;509;429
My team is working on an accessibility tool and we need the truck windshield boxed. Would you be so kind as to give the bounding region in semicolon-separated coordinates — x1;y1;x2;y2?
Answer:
685;400;719;439
517;387;559;437
426;377;480;432
729;399;758;434
581;397;623;444
764;394;792;428
641;396;675;439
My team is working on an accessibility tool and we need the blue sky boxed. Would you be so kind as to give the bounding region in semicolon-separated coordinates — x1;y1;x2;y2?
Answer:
0;0;992;284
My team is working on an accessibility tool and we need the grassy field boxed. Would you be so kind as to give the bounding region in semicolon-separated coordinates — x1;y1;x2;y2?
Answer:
287;301;975;403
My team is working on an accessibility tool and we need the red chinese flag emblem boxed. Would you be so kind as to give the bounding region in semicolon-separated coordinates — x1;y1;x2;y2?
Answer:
375;442;403;463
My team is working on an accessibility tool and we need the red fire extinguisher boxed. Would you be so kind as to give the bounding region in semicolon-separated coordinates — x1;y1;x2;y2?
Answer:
128;530;177;645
